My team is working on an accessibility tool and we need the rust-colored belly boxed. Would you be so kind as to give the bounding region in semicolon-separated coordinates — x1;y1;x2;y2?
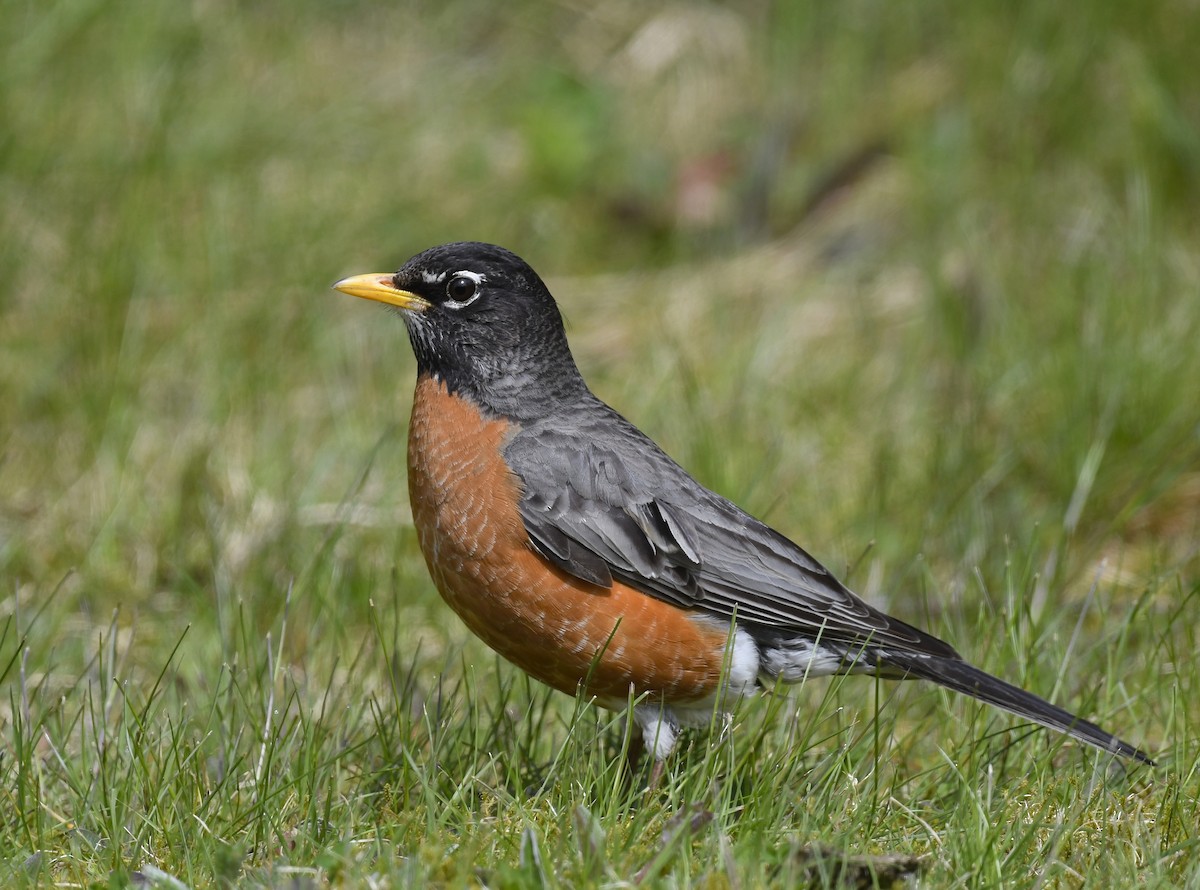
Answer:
406;376;727;703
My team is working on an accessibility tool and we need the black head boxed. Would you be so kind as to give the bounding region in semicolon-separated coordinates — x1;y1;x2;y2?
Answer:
334;242;587;420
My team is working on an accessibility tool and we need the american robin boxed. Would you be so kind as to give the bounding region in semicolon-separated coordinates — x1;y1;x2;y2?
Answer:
333;242;1153;780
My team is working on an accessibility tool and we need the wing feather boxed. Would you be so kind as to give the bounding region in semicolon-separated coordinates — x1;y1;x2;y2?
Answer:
506;405;958;660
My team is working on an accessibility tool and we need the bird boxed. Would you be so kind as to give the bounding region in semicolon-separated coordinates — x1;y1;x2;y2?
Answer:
333;241;1153;782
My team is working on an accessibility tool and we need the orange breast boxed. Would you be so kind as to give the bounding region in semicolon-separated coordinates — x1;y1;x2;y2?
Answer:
406;376;728;704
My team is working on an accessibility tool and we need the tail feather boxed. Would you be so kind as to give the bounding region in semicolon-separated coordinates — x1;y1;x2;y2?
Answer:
886;654;1154;765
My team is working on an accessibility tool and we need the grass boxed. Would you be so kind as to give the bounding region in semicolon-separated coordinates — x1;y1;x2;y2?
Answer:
2;0;1198;886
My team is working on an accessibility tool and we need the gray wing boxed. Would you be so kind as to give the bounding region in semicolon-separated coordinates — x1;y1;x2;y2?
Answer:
505;405;959;658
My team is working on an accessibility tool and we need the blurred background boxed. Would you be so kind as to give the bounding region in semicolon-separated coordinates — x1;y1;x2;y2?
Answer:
1;0;1198;874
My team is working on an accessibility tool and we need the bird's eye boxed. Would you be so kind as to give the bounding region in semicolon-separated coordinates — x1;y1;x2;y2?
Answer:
446;276;478;303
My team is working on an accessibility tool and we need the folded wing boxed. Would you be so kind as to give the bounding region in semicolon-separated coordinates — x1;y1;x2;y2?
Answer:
507;410;959;661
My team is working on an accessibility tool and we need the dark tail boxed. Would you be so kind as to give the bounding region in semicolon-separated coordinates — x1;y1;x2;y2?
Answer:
885;654;1155;766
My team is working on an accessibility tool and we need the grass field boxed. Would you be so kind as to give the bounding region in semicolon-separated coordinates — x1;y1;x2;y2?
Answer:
2;1;1199;886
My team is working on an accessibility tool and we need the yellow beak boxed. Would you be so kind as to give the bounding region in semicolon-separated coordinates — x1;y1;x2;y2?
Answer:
332;273;431;311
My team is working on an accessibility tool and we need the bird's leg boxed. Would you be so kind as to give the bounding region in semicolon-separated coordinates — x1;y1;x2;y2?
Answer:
623;726;665;791
625;729;646;782
630;705;678;792
646;758;666;791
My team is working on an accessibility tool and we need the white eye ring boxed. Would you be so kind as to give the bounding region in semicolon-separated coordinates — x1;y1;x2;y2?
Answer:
443;270;485;309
